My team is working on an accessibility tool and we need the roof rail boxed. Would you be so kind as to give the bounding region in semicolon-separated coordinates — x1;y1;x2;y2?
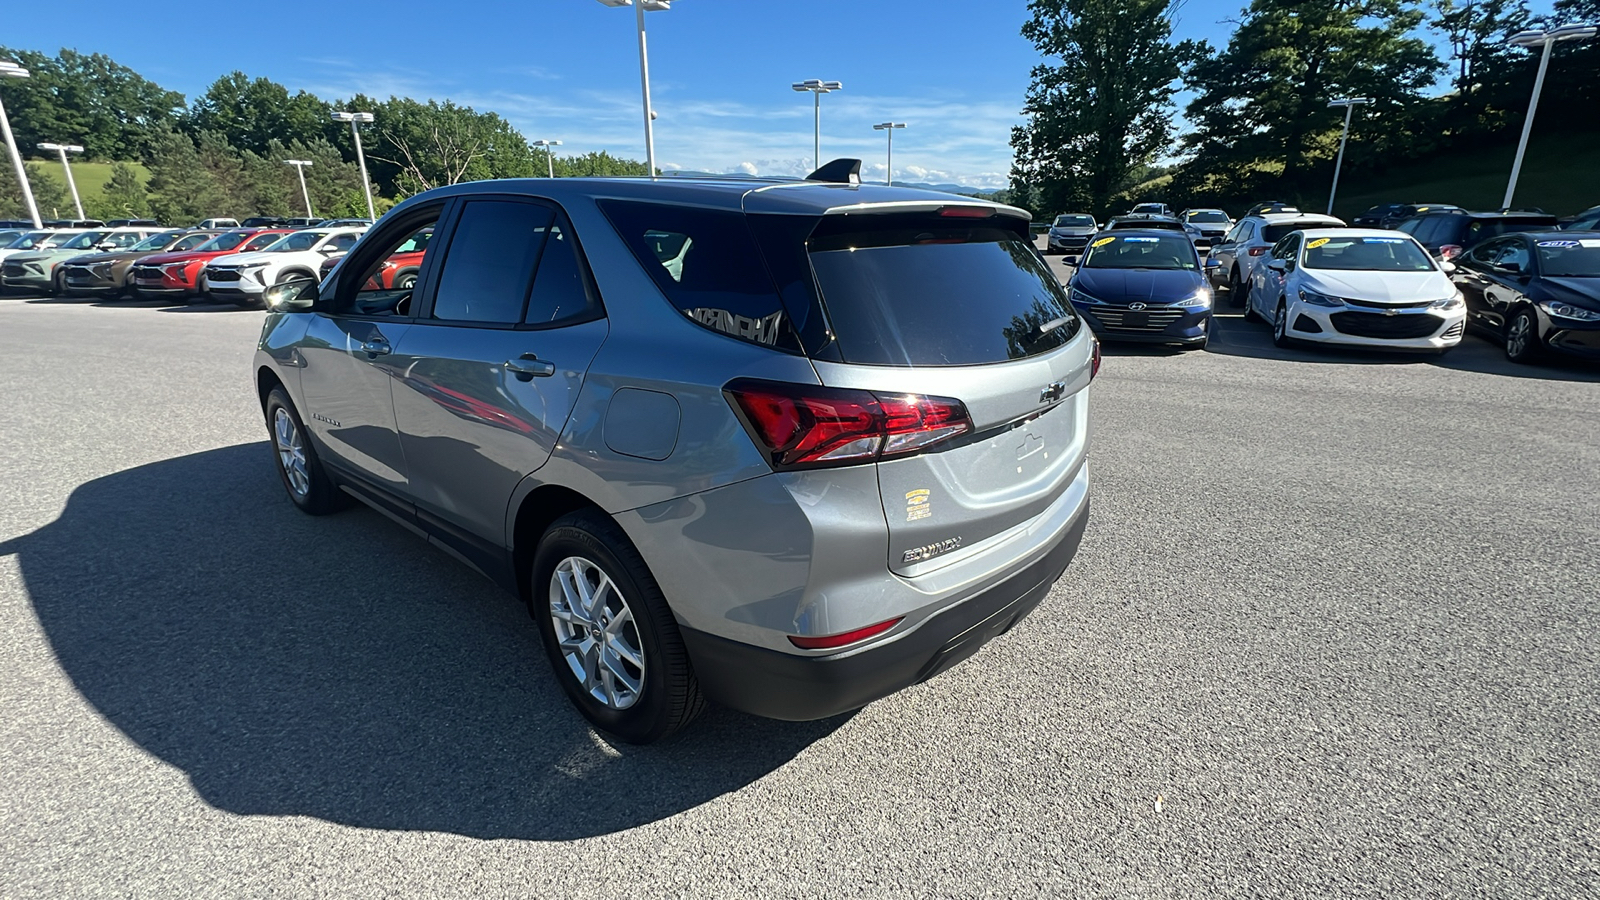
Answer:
806;158;862;185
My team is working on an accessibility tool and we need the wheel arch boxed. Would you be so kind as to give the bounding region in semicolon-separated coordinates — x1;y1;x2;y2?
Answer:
512;485;609;602
256;365;287;413
277;266;317;283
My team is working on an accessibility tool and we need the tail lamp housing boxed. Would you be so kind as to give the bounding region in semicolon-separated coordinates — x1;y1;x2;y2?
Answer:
725;379;973;471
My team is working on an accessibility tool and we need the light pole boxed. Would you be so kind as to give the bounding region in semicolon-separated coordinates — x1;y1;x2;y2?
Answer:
0;61;41;229
1502;24;1598;210
531;140;563;178
1325;98;1369;216
596;0;672;178
38;142;85;220
284;159;315;217
872;122;905;186
331;110;377;220
792;79;843;169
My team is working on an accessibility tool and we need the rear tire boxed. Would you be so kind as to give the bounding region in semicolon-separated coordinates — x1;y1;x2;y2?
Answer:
264;387;346;515
531;510;705;744
1504;307;1544;364
1229;268;1249;308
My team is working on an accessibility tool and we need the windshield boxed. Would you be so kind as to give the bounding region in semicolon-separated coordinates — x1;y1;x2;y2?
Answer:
170;233;212;252
1080;233;1197;270
197;232;249;252
1185;211;1229;223
61;231;110;250
6;231;53;250
1054;215;1094;227
0;230;22;246
1302;236;1434;271
131;232;182;252
263;231;328;252
1131;204;1164;214
1536;238;1600;277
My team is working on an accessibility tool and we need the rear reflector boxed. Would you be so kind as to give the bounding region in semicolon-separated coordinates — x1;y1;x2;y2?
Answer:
1090;338;1102;380
725;379;973;470
938;206;993;218
788;617;904;650
1439;244;1463;261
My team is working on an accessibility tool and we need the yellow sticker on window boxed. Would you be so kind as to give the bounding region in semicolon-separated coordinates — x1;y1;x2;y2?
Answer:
1306;238;1330;249
1091;237;1116;248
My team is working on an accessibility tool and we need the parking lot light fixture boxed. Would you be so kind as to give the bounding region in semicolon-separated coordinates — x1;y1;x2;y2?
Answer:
331;111;377;220
1325;98;1370;216
531;140;563;178
792;79;843;169
871;123;905;186
1502;24;1599;210
596;0;672;178
0;62;41;229
284;160;315;218
38;142;86;221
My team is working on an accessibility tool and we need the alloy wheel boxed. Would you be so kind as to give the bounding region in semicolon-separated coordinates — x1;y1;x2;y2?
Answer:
272;407;310;498
1506;314;1531;359
549;556;646;710
1274;303;1287;341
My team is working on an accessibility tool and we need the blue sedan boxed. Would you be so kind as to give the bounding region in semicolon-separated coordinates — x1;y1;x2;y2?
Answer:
1065;230;1216;349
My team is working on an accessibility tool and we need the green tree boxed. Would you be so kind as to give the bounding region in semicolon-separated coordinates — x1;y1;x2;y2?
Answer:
1008;0;1202;219
0;47;185;160
364;98;536;196
1175;0;1443;207
550;150;651;177
187;72;330;157
146;131;232;225
1431;0;1531;107
88;162;151;220
0;162;69;221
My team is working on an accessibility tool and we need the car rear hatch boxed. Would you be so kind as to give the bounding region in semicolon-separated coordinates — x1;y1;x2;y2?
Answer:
742;201;1092;577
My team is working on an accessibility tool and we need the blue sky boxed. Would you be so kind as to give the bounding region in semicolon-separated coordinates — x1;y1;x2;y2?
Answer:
2;0;1558;189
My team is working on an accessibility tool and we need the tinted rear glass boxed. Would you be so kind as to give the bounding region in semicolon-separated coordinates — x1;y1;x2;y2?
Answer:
807;217;1078;366
1262;222;1338;242
1466;218;1558;244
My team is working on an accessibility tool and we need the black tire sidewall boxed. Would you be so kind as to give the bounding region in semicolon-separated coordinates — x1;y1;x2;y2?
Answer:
1506;308;1542;363
530;514;693;744
264;387;342;515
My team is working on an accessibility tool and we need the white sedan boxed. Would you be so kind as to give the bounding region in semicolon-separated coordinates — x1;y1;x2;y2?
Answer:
1246;228;1466;352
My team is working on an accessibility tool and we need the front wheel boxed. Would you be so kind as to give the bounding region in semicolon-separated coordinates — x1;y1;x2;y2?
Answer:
1229;268;1250;308
1504;308;1544;364
1272;299;1294;348
264;387;346;515
531;510;704;744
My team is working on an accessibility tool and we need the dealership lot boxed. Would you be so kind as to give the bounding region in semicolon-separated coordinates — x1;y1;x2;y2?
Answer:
1;293;1596;896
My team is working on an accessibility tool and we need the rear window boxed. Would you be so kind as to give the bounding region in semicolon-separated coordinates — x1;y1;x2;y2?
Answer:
806;215;1078;366
1466;218;1558;244
1262;222;1338;242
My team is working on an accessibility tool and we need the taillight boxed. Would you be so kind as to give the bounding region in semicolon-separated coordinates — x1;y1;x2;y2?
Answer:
1439;244;1463;261
1248;246;1267;256
938;206;992;218
725;379;973;470
1090;339;1102;380
789;617;903;650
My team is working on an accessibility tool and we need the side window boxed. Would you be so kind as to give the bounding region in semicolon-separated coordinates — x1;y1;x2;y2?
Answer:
329;209;445;317
1498;241;1531;271
599;199;798;350
1240;222;1256;243
325;233;360;253
1281;234;1302;264
172;233;211;252
1468;239;1507;265
1269;236;1292;258
243;233;280;251
431;200;553;324
1221;223;1241;243
524;221;600;326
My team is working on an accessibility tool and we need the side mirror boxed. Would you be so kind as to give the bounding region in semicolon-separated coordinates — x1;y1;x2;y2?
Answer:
1203;257;1220;270
263;277;318;312
1439;261;1457;275
1266;258;1287;272
96;242;117;251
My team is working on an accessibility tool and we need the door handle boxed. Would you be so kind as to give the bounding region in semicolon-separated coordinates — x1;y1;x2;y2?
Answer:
505;353;556;380
360;339;391;358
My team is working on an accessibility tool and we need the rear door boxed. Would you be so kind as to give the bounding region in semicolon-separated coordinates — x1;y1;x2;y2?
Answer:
797;211;1091;575
390;196;608;554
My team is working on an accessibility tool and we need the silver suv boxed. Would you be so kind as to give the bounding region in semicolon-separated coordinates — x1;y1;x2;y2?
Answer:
254;171;1096;742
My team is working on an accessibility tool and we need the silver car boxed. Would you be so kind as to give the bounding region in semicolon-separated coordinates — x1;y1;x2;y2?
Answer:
1206;211;1343;307
254;172;1097;742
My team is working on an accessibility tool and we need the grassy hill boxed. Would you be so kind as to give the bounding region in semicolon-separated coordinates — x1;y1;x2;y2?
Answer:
1332;133;1599;219
18;160;151;220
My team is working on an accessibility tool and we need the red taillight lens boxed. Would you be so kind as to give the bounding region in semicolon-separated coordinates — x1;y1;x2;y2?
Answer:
1248;246;1267;256
788;617;904;650
1439;244;1463;261
1090;339;1102;380
725;379;973;470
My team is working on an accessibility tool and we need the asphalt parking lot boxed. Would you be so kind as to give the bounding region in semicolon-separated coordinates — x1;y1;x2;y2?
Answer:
2;287;1597;897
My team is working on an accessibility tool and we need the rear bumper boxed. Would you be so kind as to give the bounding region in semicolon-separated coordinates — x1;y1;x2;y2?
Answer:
680;495;1089;721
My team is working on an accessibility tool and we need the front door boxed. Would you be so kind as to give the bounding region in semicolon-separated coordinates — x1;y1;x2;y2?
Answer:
390;197;609;551
298;315;413;496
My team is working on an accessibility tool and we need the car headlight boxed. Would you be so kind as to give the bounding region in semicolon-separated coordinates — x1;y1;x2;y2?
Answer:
1298;288;1343;308
1541;300;1600;321
1070;285;1102;305
1178;287;1212;308
1429;290;1465;311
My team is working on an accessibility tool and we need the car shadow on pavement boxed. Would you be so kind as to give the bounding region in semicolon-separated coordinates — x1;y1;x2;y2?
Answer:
1198;306;1600;382
0;443;847;840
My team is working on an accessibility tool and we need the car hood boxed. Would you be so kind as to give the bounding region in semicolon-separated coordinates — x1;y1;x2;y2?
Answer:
61;250;151;265
1541;277;1600;307
1303;269;1454;303
138;249;227;266
210;251;286;267
1072;266;1205;303
7;249;89;264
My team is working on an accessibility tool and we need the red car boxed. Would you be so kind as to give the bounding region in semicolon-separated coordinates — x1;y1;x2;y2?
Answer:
319;227;431;289
131;229;292;299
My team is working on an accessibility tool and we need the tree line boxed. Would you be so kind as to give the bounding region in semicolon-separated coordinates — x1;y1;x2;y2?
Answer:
0;48;649;224
1008;0;1600;218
